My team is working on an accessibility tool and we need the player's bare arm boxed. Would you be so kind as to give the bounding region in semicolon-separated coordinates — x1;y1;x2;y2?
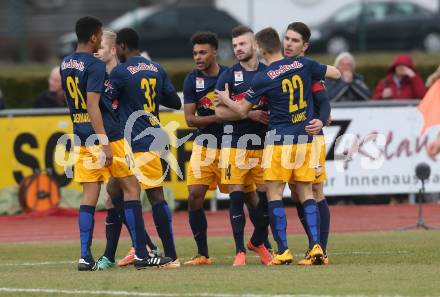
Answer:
214;103;244;121
247;110;269;125
184;102;222;127
325;65;341;80
87;91;113;166
215;83;253;118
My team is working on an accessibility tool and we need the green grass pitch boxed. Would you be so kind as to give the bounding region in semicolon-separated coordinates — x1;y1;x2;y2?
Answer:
0;231;439;297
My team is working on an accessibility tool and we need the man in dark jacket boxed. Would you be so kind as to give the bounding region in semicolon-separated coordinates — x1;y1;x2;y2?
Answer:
326;52;370;102
33;66;66;108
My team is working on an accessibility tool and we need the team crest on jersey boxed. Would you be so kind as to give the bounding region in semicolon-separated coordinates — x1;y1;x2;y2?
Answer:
196;77;205;89
234;71;243;82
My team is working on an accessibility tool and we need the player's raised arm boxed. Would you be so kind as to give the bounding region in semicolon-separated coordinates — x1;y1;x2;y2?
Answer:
325;65;341;80
214;102;245;121
215;83;253;118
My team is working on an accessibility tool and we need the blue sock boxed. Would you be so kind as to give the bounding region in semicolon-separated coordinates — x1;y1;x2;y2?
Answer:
103;208;122;263
188;208;208;257
152;201;177;260
112;193;157;251
318;199;330;252
78;205;95;262
303;199;320;246
250;192;271;248
229;191;246;253
268;200;288;254
295;202;312;249
124;200;148;259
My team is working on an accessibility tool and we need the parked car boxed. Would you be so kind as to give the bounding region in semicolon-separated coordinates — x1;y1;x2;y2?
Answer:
309;1;440;54
58;5;240;59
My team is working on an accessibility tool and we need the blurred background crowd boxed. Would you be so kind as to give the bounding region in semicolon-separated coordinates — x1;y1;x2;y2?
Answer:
1;0;440;109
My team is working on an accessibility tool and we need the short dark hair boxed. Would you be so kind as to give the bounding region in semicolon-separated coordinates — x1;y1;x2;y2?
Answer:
75;16;102;44
116;28;139;50
191;31;218;49
232;25;254;38
255;27;281;54
286;22;311;42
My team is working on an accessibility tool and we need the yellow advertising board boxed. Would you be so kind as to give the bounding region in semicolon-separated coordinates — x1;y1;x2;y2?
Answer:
0;111;207;200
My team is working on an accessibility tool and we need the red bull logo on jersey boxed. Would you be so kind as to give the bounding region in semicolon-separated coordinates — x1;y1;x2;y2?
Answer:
267;61;303;79
232;92;245;102
61;59;85;71
198;91;215;110
127;63;158;75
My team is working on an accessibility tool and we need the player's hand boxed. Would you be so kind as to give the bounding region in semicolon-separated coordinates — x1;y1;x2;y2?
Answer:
305;119;323;135
427;139;440;161
213;97;222;107
102;144;113;167
248;110;269;125
214;83;230;104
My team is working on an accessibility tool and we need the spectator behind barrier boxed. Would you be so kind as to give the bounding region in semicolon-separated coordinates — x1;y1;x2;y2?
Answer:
372;54;426;100
0;87;5;109
325;52;370;102
426;65;440;89
33;66;66;108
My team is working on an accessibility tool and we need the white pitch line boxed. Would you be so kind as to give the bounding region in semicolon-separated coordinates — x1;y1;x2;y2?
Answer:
0;288;411;297
1;261;75;266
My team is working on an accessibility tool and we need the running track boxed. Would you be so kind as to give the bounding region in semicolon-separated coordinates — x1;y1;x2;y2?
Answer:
0;204;439;243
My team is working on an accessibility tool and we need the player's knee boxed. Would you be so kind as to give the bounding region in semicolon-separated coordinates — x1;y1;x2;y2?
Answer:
256;183;267;193
312;183;325;201
106;178;122;198
244;191;258;208
119;177;141;200
146;187;165;206
104;195;114;210
188;192;205;210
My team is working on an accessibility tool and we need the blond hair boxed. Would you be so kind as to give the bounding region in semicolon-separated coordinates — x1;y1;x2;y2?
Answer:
102;29;116;47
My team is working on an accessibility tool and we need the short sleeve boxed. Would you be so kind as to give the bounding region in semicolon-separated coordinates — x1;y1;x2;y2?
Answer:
308;58;327;82
244;74;268;105
183;73;197;104
87;61;105;93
